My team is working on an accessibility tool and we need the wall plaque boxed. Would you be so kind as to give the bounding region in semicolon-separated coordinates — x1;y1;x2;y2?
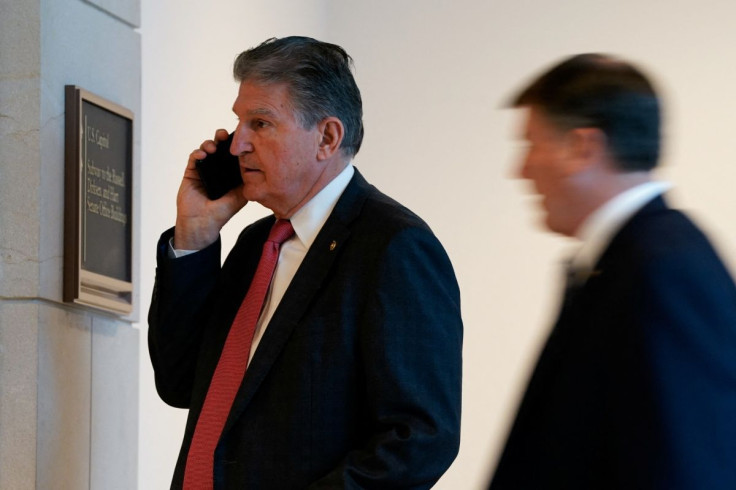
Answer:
64;86;133;314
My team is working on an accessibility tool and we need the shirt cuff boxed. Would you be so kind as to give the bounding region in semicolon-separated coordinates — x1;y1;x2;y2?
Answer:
168;237;199;259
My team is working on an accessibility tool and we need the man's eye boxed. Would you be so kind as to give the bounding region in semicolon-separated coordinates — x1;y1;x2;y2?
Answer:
254;120;269;129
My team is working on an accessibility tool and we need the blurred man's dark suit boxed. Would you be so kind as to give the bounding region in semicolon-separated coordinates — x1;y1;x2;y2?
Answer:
149;169;463;489
490;194;736;489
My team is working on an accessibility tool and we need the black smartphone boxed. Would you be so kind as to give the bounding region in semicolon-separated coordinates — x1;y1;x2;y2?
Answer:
195;132;242;200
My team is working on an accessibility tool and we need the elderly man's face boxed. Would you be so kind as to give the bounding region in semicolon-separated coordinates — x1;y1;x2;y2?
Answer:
516;106;580;236
230;81;327;218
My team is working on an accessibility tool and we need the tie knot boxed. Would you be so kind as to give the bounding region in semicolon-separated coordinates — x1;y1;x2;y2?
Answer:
268;219;295;245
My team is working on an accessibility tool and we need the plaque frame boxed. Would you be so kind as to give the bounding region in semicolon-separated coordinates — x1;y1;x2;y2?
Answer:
64;85;134;315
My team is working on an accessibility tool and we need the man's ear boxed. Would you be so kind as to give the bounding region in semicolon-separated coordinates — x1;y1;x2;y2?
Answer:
316;117;345;161
564;127;607;175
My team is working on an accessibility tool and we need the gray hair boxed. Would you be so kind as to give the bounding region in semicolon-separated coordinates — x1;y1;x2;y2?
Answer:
234;36;364;157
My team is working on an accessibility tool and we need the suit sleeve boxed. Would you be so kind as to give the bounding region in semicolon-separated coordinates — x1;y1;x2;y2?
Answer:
148;227;222;408
615;246;736;489
310;227;463;489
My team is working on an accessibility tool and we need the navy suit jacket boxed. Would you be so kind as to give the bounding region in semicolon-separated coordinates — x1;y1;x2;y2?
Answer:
149;169;463;489
490;196;736;489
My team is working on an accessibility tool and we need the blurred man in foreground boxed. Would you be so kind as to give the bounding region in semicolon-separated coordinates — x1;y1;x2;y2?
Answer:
490;53;736;489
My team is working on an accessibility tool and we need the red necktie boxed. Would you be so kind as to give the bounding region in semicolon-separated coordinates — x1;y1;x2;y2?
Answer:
183;219;295;489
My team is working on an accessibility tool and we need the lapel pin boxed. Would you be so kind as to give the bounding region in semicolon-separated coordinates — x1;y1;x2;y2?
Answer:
329;240;337;251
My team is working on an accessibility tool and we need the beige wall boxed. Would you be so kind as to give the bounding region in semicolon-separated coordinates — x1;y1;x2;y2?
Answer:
138;1;736;489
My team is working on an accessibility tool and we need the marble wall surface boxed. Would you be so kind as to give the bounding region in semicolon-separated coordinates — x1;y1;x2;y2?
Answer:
1;0;140;488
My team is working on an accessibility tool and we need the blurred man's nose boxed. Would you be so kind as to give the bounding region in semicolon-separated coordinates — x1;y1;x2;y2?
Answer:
515;154;531;180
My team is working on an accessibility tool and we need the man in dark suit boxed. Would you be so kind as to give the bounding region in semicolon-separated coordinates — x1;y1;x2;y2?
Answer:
148;37;462;489
489;54;736;489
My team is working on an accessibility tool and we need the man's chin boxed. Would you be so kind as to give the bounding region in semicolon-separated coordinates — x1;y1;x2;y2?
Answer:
240;185;259;203
544;216;577;238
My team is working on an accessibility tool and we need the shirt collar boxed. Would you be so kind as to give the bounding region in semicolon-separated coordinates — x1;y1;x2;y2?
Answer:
571;180;671;273
289;163;354;250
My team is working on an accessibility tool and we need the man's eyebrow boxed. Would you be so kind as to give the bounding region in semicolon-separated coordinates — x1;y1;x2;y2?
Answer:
249;108;277;117
231;107;277;118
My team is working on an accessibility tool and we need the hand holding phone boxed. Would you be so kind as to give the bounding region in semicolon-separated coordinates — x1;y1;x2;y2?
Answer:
195;132;242;200
175;132;246;251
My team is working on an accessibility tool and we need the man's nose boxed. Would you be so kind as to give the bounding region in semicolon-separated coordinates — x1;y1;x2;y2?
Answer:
515;154;531;180
231;125;253;156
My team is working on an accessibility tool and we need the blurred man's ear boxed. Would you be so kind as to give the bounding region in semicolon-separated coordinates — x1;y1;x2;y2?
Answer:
563;127;607;175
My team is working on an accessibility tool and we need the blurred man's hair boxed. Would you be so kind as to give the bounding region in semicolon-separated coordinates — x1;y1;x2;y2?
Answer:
234;36;364;157
512;53;661;171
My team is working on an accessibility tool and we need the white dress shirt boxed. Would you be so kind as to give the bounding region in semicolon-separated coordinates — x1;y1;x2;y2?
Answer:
171;163;355;364
570;180;671;276
248;163;354;362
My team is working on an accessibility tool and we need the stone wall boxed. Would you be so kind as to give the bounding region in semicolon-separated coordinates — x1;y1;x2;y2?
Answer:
1;0;140;488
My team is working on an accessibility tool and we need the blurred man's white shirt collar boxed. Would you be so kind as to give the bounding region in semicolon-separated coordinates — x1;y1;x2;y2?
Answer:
571;180;672;274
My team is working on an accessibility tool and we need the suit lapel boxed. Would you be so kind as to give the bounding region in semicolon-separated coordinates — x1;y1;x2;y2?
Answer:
221;169;372;435
542;196;670;365
592;194;669;282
